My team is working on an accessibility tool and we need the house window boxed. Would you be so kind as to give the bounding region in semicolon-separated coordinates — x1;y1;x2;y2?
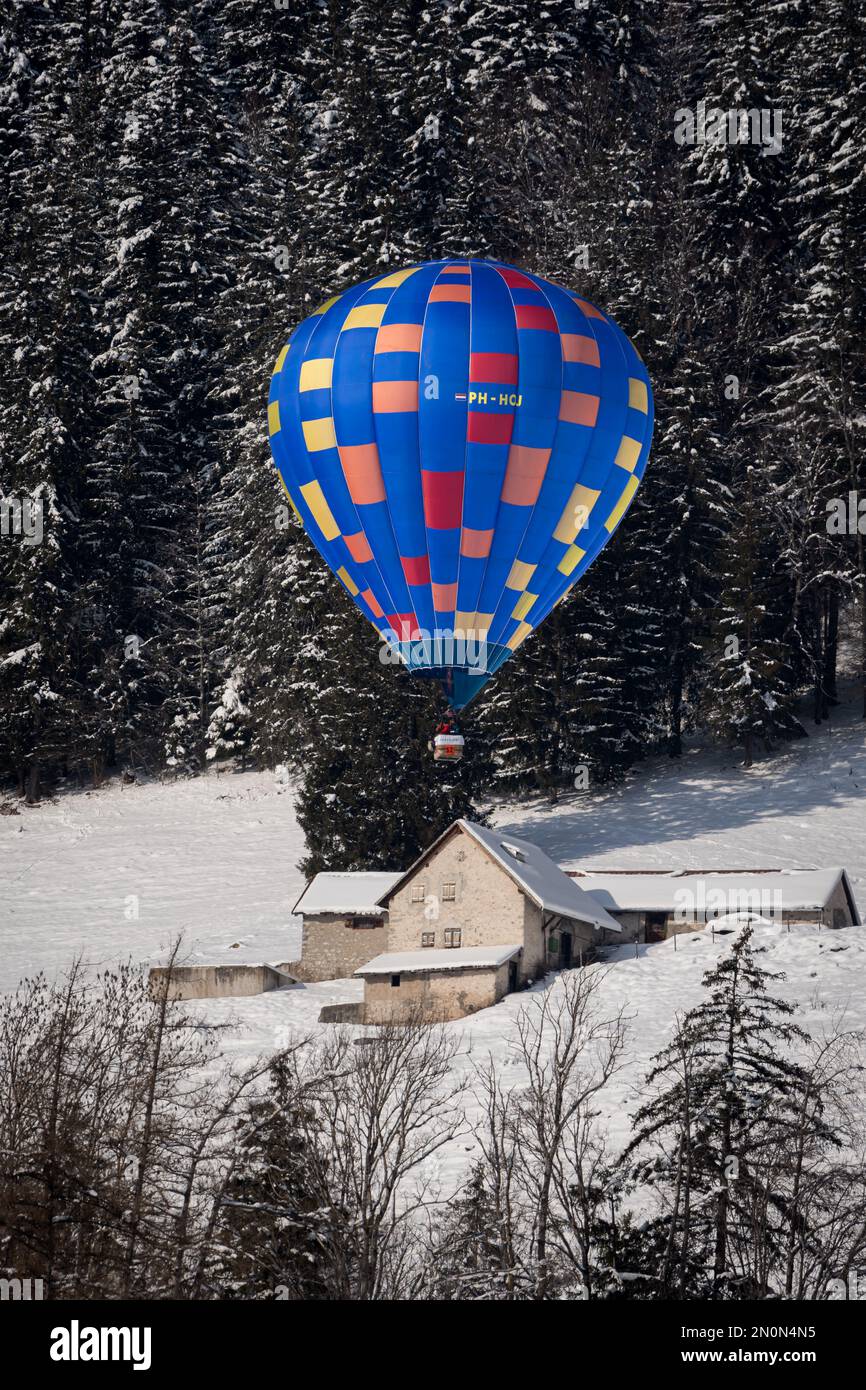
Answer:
349;916;379;929
391;974;401;988
411;883;425;902
501;841;526;862
421;932;435;948
442;881;456;901
444;928;462;948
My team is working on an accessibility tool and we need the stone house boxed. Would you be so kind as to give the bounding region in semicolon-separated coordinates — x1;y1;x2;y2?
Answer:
352;819;620;1022
292;820;620;1001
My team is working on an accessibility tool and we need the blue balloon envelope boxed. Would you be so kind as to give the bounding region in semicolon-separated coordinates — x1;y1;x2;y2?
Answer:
268;259;653;709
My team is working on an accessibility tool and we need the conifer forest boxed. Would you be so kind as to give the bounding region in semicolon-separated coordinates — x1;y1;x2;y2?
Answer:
2;0;864;871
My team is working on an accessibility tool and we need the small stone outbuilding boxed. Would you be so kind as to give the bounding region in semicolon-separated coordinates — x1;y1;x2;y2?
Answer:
356;944;523;1023
289;870;400;981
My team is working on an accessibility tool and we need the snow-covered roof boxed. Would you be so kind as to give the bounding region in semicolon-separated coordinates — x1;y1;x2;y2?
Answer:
376;820;622;932
567;867;859;921
293;871;401;917
355;944;523;976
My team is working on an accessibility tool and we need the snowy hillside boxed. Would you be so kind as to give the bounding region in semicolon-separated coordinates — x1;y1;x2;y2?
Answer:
505;688;866;890
2;685;865;1190
3;684;865;990
0;770;307;991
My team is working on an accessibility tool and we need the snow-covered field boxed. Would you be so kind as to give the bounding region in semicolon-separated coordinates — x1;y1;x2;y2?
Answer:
0;769;308;986
2;685;865;1191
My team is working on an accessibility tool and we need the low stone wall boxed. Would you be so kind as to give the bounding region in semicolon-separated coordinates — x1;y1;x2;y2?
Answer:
149;962;296;1001
318;1001;365;1024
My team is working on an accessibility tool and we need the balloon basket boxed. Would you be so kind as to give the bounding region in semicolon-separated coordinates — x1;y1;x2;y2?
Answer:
433;733;465;762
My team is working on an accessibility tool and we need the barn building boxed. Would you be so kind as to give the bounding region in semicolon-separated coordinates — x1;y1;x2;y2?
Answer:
566;867;860;942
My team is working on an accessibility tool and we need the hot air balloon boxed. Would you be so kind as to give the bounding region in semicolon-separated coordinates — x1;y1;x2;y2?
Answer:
268;259;653;761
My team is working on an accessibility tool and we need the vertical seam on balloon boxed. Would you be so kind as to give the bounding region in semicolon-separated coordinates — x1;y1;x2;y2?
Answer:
361;264;430;636
410;260;442;641
512;292;628;634
328;279;410;634
480;264;565;644
462;261;522;639
418;259;458;637
451;258;474;658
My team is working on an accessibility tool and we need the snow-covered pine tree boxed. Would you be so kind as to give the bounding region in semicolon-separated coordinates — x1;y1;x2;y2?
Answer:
625;2;734;755
293;582;481;875
774;0;866;718
212;1056;335;1300
642;0;799;759
627;925;814;1296
702;455;801;766
423;1162;519;1300
203;0;318;768
0;1;111;797
472;0;667;791
291;0;418;288
400;0;490;261
87;2;190;775
87;4;252;776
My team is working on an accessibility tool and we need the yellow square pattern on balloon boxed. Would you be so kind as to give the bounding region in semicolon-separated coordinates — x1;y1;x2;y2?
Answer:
300;480;340;540
505;559;537;591
507;621;534;651
511;592;538;622
343;303;387;330
268;401;281;436
470;612;494;637
302;417;337;452
628;378;649;413
373;268;420;289
557;543;586;576
336;565;359;596
299;358;333;392
614;436;642;473
605;474;639;533
553;484;600;544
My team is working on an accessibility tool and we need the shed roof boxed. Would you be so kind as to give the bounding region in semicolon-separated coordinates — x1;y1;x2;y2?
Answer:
293;871;401;917
566;867;860;922
355;944;523;976
376;820;622;932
